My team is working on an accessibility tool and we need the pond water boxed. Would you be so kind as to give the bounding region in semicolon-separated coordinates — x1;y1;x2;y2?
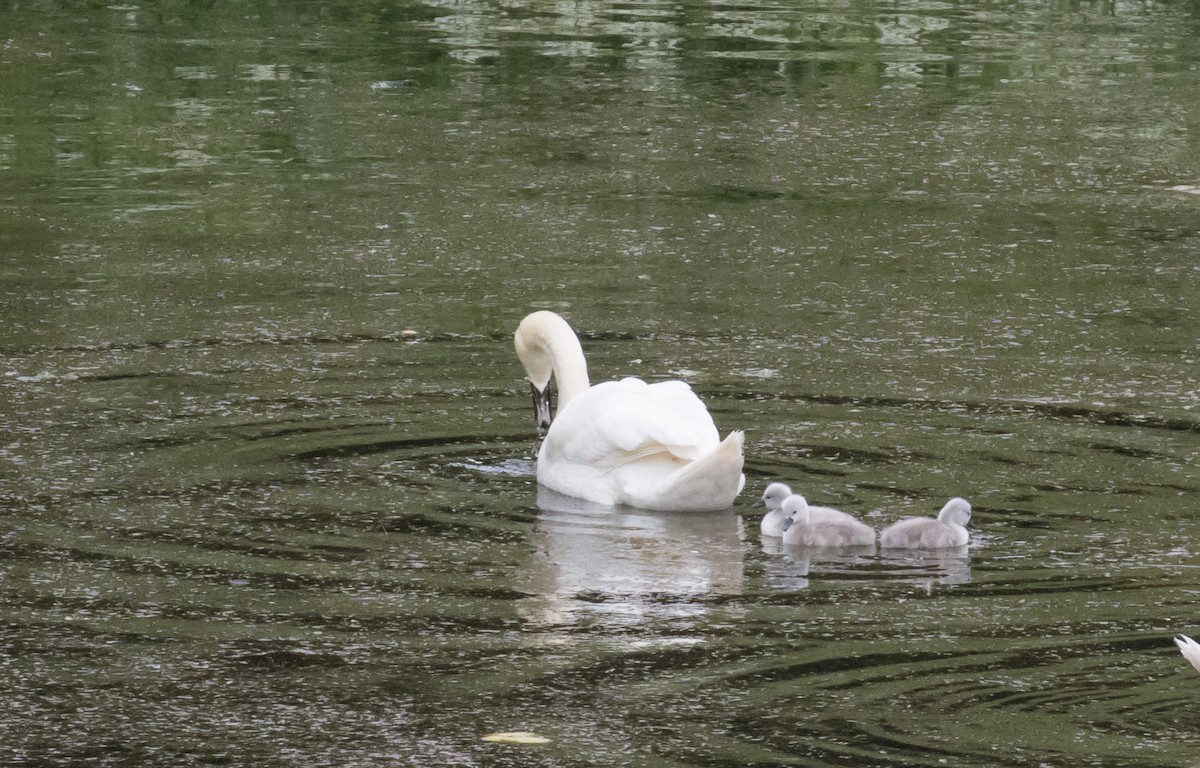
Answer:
2;0;1200;765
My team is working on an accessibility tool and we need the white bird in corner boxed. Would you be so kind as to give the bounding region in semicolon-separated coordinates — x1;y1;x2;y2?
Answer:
513;310;745;511
1176;634;1200;673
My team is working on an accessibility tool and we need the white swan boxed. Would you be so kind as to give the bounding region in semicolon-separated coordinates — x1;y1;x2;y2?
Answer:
780;494;875;547
880;497;972;549
514;311;745;511
754;482;864;537
1176;634;1200;673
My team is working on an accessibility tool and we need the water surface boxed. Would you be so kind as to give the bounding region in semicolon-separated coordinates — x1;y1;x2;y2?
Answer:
2;1;1199;765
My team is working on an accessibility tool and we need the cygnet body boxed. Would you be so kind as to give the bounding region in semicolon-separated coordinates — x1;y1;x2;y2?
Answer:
880;497;972;549
780;494;875;548
755;482;864;538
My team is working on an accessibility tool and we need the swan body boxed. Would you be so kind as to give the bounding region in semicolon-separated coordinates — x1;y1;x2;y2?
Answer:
780;494;875;547
880;497;972;549
755;482;862;538
514;311;745;512
1176;634;1200;673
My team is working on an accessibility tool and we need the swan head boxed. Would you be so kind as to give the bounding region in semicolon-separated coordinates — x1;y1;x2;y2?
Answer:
514;311;590;431
779;494;810;531
937;497;972;527
527;381;553;432
754;482;792;510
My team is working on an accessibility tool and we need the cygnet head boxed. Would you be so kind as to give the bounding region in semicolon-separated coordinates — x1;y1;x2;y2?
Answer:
938;497;972;527
779;494;810;531
754;482;792;511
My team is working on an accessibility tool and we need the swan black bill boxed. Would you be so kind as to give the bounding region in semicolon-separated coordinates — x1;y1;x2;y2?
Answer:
530;381;553;432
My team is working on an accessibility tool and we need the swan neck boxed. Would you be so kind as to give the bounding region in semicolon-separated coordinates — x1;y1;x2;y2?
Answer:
548;334;589;405
516;311;590;406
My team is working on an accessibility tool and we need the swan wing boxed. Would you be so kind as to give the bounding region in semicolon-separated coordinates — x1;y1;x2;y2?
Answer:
546;378;720;468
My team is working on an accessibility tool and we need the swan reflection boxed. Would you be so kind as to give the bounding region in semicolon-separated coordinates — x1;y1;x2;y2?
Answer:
516;487;745;637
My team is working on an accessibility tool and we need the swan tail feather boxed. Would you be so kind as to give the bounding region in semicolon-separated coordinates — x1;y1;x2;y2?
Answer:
659;430;745;511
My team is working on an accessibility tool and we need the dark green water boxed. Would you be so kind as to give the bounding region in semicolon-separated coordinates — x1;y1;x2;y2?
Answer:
2;1;1199;765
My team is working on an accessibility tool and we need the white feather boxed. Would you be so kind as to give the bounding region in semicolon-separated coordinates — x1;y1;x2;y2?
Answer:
1176;634;1200;673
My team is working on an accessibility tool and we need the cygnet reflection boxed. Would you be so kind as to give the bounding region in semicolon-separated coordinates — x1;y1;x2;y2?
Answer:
760;541;811;591
878;546;972;586
516;486;746;635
